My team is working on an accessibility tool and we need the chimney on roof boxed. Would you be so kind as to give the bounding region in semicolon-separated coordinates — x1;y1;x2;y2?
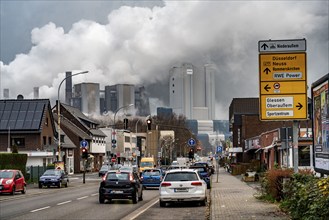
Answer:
33;87;39;99
65;71;72;105
3;89;9;99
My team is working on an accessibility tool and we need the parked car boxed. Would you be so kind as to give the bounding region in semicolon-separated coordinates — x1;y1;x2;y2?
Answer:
99;170;143;204
193;162;212;175
99;165;110;177
39;169;69;188
0;169;26;195
141;168;163;189
159;168;207;207
189;166;211;189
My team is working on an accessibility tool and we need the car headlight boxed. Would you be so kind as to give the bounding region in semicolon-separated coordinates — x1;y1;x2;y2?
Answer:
6;179;13;184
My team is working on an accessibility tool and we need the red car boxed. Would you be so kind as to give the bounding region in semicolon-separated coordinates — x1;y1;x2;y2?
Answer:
0;169;27;195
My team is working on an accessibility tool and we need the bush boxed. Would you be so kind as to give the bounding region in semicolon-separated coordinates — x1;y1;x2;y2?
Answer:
280;173;329;219
0;153;28;177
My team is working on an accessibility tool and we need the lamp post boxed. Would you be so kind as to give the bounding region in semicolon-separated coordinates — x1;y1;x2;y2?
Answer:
113;104;134;129
57;70;88;161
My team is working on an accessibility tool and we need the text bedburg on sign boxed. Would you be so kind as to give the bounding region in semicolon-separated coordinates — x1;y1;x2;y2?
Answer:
259;50;307;121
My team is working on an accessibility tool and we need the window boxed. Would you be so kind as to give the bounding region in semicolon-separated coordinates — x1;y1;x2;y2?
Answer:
48;137;52;145
11;137;25;147
43;136;47;145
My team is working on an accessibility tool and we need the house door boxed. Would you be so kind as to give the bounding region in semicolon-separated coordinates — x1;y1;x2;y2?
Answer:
67;157;74;174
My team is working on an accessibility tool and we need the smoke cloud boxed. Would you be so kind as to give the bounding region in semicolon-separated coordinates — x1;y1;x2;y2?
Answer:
1;1;328;119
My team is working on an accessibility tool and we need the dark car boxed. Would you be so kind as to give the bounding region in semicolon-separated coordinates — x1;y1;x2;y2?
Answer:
99;170;143;204
141;169;163;189
99;165;110;177
193;162;212;175
39;169;69;188
190;166;211;189
0;169;26;195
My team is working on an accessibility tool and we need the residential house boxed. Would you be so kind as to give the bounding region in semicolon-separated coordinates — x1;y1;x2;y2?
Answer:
0;99;57;167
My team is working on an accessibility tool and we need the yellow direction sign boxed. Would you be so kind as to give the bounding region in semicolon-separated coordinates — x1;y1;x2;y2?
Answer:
260;81;307;95
260;94;307;120
259;53;306;82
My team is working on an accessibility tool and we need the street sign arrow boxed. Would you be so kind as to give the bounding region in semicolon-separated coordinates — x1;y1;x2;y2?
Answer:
261;43;268;51
263;68;271;75
264;84;271;92
296;102;303;110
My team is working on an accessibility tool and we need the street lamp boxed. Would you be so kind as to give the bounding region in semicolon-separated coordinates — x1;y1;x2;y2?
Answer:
57;70;88;161
135;115;151;133
113;104;134;129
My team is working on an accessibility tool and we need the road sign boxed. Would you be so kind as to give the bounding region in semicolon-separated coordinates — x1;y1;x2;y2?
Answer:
260;81;306;95
80;140;88;148
259;53;306;81
260;94;307;120
259;52;307;120
188;138;196;146
216;146;222;153
259;39;306;52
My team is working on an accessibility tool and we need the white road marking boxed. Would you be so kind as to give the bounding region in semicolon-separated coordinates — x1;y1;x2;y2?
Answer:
77;196;88;200
30;206;50;213
122;199;159;220
57;200;72;205
91;193;98;196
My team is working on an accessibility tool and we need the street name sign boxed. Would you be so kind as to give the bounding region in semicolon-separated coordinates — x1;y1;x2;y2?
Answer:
259;39;306;52
259;40;307;121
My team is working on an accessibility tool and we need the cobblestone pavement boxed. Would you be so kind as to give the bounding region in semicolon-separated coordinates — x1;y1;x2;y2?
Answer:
210;166;290;220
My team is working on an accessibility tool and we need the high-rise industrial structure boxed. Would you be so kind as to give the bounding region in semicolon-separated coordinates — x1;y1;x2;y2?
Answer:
169;63;215;120
72;83;100;115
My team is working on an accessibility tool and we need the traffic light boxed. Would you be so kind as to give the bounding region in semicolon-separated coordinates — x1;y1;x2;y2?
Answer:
188;148;194;159
146;119;152;130
123;118;128;129
82;148;89;159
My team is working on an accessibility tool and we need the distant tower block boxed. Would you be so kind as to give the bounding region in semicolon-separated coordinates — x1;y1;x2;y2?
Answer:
65;71;72;105
33;87;39;99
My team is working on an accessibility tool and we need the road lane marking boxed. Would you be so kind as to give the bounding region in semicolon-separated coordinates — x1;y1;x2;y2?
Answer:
91;193;98;196
121;198;158;220
77;196;89;200
30;206;50;212
57;200;72;205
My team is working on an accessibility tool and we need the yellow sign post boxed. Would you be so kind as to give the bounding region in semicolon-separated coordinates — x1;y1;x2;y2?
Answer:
259;52;307;120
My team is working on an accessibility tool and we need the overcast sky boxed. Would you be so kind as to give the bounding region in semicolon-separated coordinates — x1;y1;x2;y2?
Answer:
0;0;328;120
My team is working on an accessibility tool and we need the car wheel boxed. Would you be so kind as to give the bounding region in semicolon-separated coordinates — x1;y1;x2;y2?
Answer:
65;181;68;188
38;183;42;189
21;185;26;194
132;190;138;204
99;195;105;204
159;199;166;207
58;181;62;188
11;185;16;195
200;198;207;206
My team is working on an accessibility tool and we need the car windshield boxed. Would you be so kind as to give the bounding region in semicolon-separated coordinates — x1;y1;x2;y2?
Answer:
140;162;153;167
164;172;198;182
0;171;14;178
106;173;129;181
143;170;160;176
43;170;61;176
193;167;206;172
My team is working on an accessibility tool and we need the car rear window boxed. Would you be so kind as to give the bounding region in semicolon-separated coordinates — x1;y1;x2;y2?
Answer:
106;172;129;181
192;167;206;172
143;170;160;176
164;172;198;182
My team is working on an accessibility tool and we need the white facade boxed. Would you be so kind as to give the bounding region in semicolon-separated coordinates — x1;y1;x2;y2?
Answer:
169;63;215;120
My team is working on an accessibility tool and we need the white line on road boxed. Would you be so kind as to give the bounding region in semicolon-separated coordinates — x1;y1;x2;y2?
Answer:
77;196;89;200
121;198;158;220
30;206;50;213
91;193;98;196
57;200;72;205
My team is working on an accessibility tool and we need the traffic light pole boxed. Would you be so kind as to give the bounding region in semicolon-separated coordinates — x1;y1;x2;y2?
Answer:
83;159;86;184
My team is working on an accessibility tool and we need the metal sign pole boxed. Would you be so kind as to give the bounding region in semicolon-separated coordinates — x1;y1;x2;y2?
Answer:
293;121;299;173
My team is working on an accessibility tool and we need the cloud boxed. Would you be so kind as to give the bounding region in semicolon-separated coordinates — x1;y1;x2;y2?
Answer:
1;1;328;119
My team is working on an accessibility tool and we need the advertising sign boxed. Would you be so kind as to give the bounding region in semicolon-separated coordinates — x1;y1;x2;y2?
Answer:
312;74;329;174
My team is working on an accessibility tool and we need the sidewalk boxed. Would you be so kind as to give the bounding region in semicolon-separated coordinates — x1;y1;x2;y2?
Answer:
210;167;290;220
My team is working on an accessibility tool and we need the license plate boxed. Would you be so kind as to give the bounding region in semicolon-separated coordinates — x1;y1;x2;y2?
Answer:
174;188;188;192
112;190;123;194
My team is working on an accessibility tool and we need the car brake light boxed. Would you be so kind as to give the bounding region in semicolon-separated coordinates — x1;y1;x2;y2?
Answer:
129;174;134;182
161;182;171;187
102;175;106;181
191;182;202;186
